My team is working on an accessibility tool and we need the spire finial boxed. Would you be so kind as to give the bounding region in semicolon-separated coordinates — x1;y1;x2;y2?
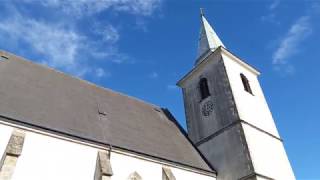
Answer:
200;8;205;17
196;8;225;65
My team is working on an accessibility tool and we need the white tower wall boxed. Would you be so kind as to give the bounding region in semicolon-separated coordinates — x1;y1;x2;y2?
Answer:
222;51;295;179
222;53;279;137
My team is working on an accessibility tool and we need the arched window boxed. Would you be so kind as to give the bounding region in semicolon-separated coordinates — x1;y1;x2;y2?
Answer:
199;78;210;100
128;171;142;180
162;167;176;180
240;73;253;94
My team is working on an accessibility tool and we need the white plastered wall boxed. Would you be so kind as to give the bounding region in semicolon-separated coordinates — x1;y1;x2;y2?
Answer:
243;123;295;180
0;122;216;180
111;152;215;180
0;124;13;158
256;177;273;180
11;130;98;180
222;53;280;137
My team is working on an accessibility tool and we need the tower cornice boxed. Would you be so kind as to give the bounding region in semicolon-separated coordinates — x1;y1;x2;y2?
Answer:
177;46;260;87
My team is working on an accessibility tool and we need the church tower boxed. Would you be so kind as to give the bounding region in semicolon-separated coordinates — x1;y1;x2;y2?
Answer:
177;10;295;180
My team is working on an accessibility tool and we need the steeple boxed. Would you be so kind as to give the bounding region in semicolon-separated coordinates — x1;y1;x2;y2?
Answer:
196;9;225;65
178;8;295;180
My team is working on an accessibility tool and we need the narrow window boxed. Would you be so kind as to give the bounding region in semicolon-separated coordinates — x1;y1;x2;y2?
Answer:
199;78;210;99
240;73;253;94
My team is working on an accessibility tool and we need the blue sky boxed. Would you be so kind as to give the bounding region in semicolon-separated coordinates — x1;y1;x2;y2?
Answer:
0;0;319;179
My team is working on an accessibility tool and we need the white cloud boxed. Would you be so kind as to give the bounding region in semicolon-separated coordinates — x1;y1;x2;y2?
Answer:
0;0;163;78
24;0;162;17
312;2;320;13
94;68;110;78
167;85;178;90
273;64;295;75
134;18;149;32
0;13;82;74
261;0;280;24
261;13;278;24
148;72;159;78
102;25;120;43
113;0;162;16
272;16;312;65
91;50;133;64
0;8;125;77
269;0;280;10
94;24;120;44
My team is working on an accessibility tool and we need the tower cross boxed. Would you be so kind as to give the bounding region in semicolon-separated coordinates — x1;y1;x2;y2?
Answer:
200;8;205;16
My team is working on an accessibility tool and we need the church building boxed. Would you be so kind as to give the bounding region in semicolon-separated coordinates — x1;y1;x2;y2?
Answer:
0;11;295;180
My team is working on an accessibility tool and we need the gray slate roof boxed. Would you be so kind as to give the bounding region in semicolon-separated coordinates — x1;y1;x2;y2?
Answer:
0;50;213;173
